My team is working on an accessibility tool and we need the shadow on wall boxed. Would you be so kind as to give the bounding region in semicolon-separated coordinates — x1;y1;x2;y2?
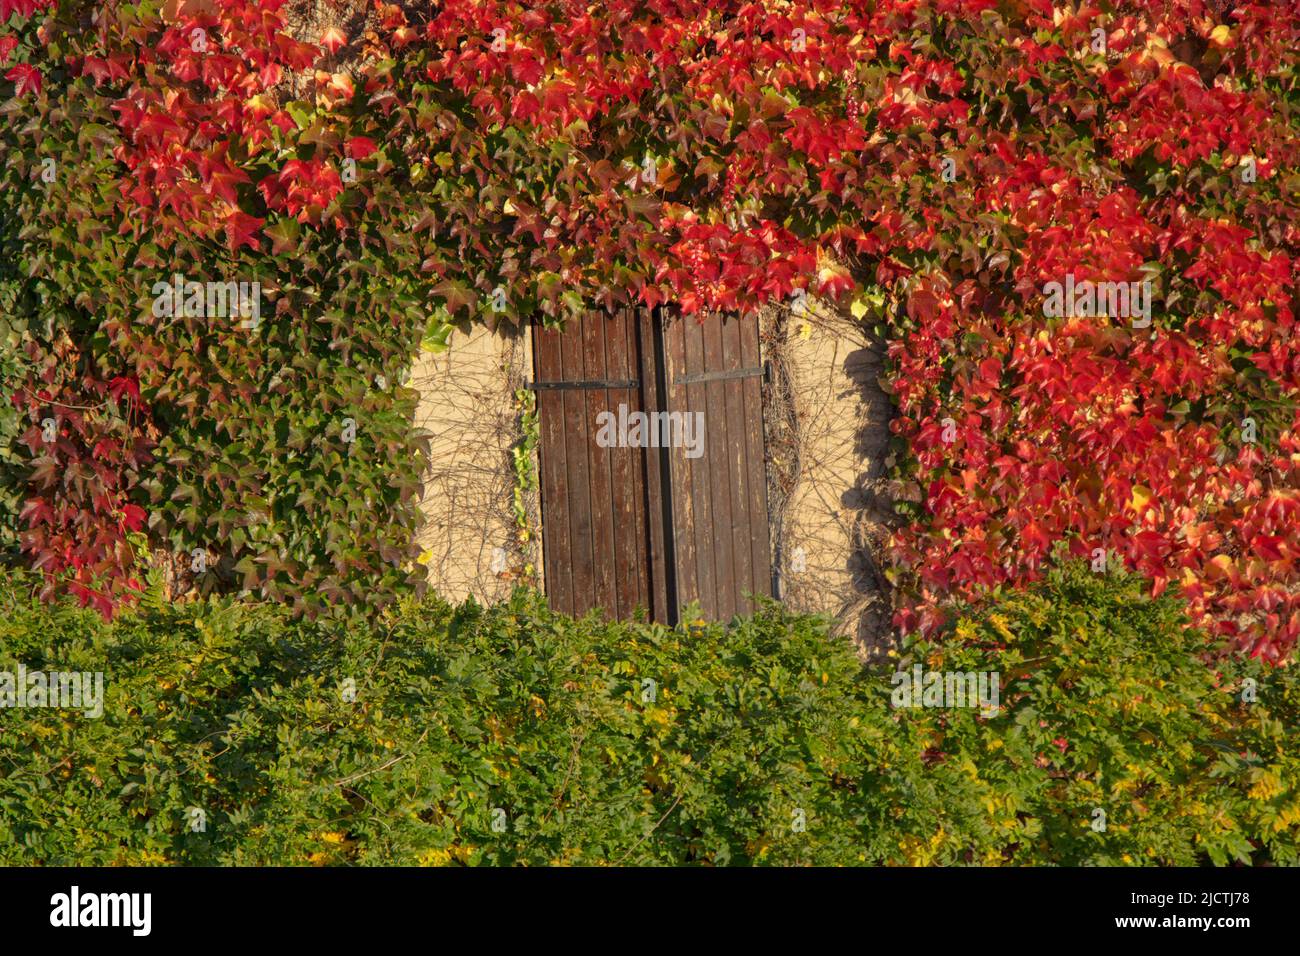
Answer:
847;337;899;651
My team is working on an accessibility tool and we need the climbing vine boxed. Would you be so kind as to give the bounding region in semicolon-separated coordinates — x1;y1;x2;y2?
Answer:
511;385;539;584
1;0;1297;660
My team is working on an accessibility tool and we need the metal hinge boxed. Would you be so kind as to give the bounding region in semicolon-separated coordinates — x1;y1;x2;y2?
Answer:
673;363;767;387
525;379;639;391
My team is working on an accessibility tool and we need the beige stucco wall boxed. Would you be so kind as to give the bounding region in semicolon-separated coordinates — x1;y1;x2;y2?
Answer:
765;304;893;651
411;324;539;606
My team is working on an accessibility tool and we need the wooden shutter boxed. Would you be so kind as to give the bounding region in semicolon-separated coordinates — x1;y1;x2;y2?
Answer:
660;310;772;620
531;310;664;621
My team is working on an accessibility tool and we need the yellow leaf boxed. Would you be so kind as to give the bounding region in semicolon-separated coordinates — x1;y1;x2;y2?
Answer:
988;613;1014;641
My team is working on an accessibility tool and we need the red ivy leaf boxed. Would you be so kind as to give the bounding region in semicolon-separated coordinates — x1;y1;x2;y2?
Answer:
320;26;348;55
6;63;42;97
121;504;147;533
223;209;264;253
108;375;140;404
345;136;377;159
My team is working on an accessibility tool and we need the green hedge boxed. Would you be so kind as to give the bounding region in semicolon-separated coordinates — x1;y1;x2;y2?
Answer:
0;563;1295;866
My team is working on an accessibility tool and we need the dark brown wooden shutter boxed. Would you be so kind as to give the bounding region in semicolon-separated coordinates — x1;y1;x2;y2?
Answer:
660;310;772;620
531;310;660;620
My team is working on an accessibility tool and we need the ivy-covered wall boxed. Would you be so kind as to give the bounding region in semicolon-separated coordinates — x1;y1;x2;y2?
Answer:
1;0;1297;663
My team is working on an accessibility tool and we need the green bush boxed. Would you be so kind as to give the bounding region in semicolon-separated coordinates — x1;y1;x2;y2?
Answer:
890;566;1300;865
0;564;1295;866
